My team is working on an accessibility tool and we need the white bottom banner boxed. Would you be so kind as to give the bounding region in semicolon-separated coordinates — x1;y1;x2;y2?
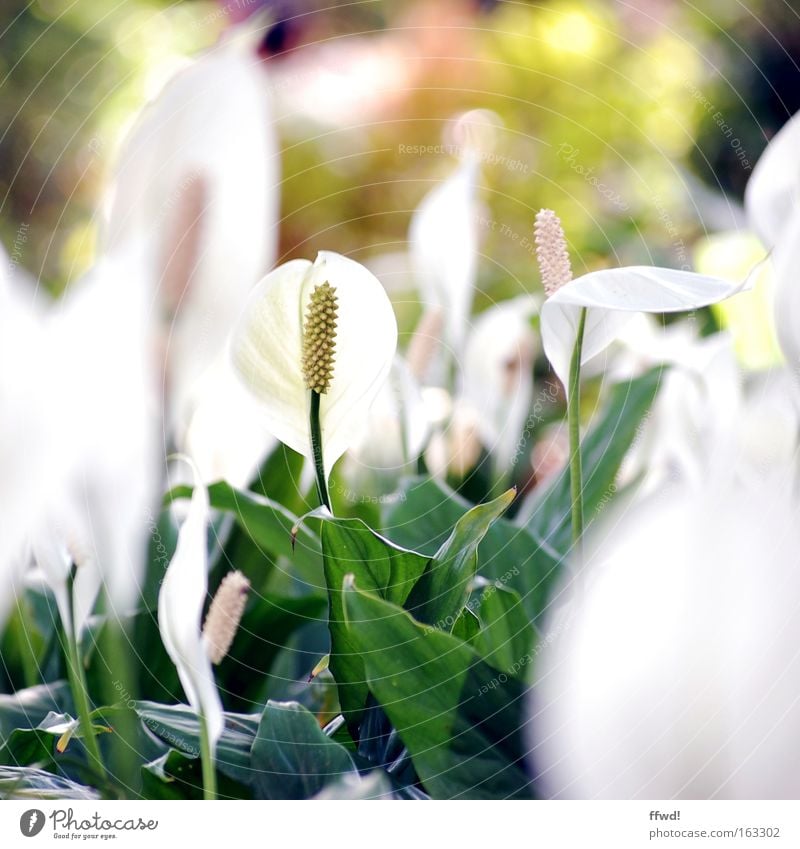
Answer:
1;800;798;848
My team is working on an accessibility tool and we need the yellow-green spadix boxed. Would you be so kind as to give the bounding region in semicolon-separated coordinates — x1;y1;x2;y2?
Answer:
231;251;398;475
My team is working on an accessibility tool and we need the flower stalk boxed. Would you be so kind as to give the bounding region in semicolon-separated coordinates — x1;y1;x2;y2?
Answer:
65;565;105;779
535;208;586;548
302;281;338;511
309;390;331;510
567;307;587;548
199;715;217;800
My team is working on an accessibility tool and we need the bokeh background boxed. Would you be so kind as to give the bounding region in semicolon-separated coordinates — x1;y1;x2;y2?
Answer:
1;0;797;307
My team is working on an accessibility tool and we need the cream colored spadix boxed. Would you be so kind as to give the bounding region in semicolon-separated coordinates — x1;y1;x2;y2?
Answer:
231;251;398;474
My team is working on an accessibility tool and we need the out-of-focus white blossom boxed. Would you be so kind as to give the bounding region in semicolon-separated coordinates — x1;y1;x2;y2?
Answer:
410;111;498;356
532;477;800;799
104;22;280;448
158;460;223;755
461;295;539;478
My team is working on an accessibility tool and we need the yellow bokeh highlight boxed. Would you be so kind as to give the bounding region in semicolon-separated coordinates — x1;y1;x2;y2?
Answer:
694;231;783;370
542;9;599;57
60;220;97;284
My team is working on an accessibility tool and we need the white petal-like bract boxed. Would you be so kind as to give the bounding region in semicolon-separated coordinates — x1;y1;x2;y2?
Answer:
231;251;398;474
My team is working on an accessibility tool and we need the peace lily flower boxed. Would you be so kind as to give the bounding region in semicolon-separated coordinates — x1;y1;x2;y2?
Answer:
744;110;800;250
231;251;398;505
342;356;428;492
158;460;223;799
532;476;800;799
48;242;159;615
104;20;280;442
31;519;101;643
744;111;800;375
536;209;751;396
461;295;539;479
410;110;497;356
0;250;64;627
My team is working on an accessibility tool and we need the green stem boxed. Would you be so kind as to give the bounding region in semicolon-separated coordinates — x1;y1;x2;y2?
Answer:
567;307;587;549
65;629;105;778
11;599;39;688
309;390;331;510
99;616;139;795
199;715;217;801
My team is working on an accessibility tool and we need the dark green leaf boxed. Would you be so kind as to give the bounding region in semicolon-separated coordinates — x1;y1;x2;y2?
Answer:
321;518;428;725
519;368;662;556
131;702;259;787
217;593;327;712
0;682;73;743
141;748;253;800
451;607;481;642
0;766;99;800
471;584;535;681
165;481;321;576
250;700;357;799
406;489;515;629
342;581;532;799
386;478;561;624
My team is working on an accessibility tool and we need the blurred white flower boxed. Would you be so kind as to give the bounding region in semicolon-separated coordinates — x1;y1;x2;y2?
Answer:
410;111;498;356
344;356;428;481
0;253;63;625
231;251;398;475
461;295;539;478
31;519;101;641
425;400;483;481
744;112;800;375
104;22;280;444
744;111;800;249
158;461;223;756
49;243;159;614
181;356;275;488
532;477;800;799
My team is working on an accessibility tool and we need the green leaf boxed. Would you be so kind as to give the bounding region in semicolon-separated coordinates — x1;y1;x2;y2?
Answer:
321;518;428;726
452;607;481;642
0;766;99;800
216;592;327;712
248;442;308;516
0;682;73;744
165;481;321;576
250;700;357;799
471;584;535;681
342;580;532;799
141;748;253;800
131;702;259;787
386;478;560;624
406;489;515;629
520;368;662;556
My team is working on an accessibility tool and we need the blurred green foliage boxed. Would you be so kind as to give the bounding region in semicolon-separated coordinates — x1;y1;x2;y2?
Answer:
0;0;790;305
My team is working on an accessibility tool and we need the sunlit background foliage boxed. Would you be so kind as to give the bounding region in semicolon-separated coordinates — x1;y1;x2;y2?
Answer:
3;0;796;303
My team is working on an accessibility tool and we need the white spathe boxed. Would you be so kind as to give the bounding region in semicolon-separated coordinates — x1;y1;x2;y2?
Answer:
532;478;800;799
410;157;479;356
49;243;159;615
104;22;280;438
31;518;102;641
181;355;276;488
540;266;749;395
158;463;223;753
231;251;398;475
744;111;800;249
461;295;539;476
